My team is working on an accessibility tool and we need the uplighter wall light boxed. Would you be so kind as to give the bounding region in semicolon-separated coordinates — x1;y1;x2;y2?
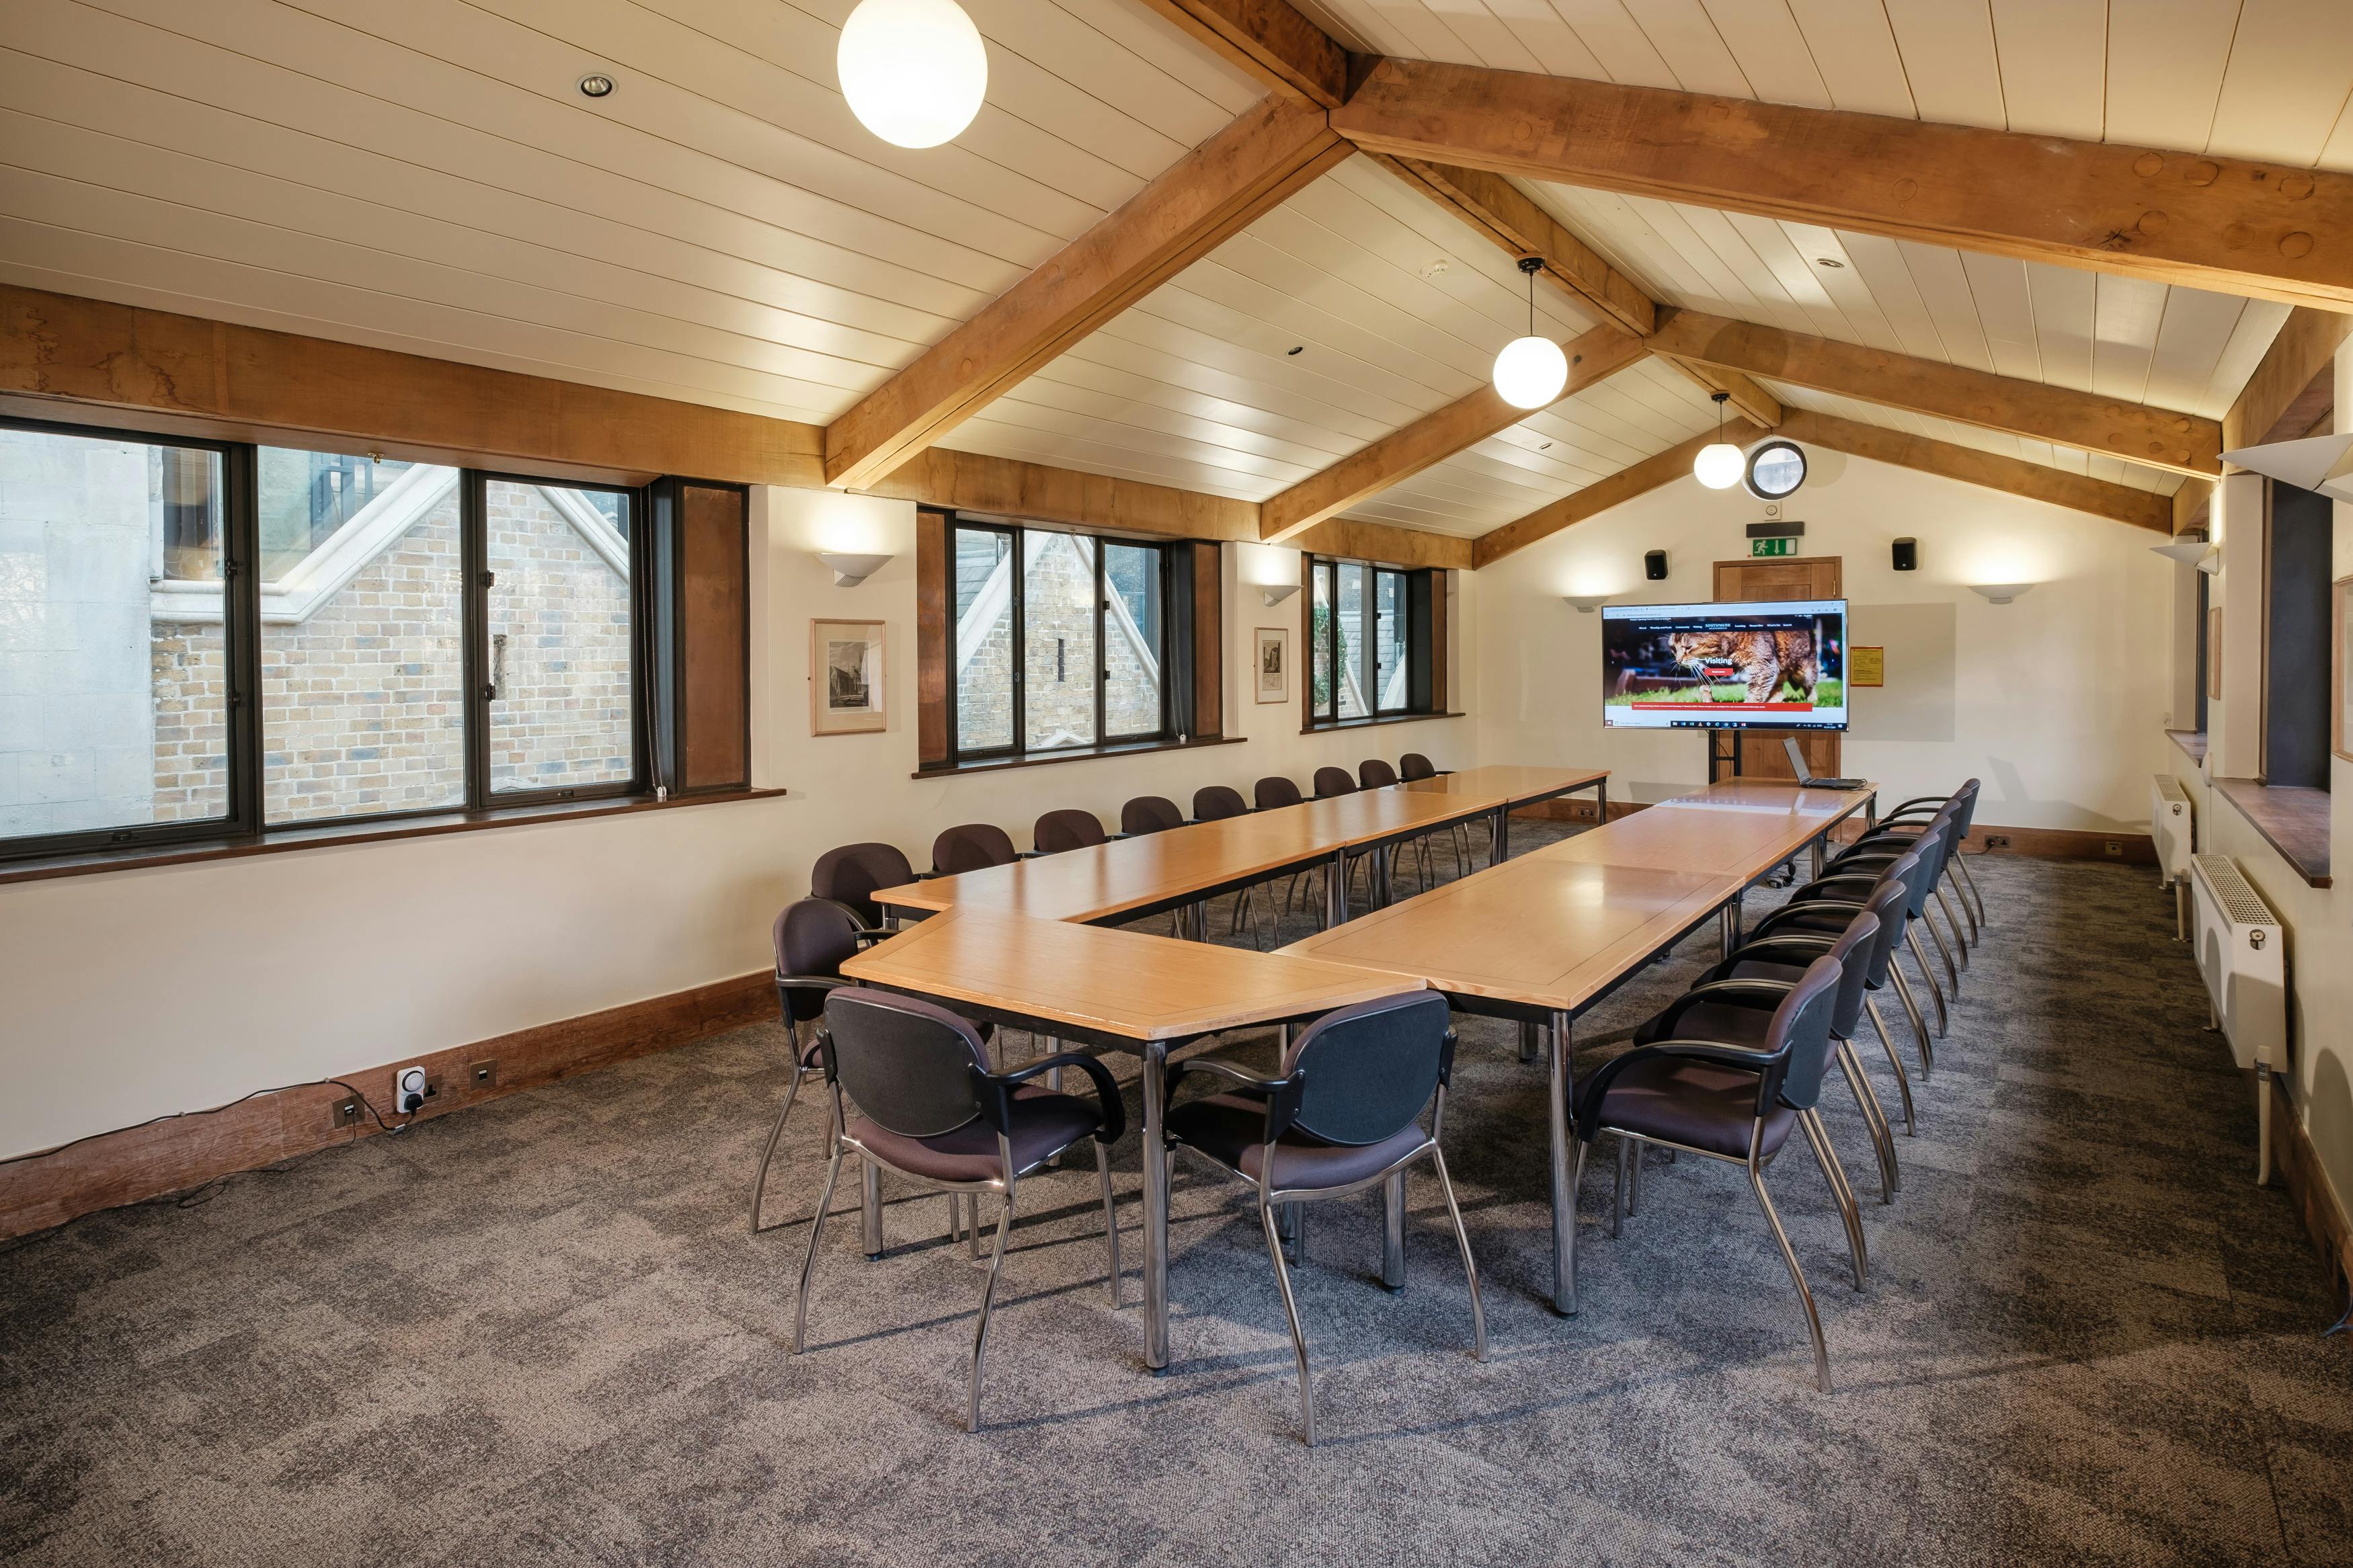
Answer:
1968;583;2034;604
817;552;893;587
1564;593;1611;613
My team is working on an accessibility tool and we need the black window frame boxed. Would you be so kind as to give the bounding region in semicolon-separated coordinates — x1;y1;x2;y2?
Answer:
946;519;1175;766
0;413;666;867
1306;552;1435;727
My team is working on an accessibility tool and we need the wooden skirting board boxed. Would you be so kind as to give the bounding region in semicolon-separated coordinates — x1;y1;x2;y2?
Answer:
1519;796;2158;863
0;971;774;1243
2269;1073;2353;1303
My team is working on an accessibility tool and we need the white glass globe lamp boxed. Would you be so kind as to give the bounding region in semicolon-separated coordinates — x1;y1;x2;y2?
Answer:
838;0;988;150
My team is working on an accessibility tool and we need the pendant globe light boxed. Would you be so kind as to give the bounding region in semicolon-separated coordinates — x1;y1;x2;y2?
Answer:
837;0;988;150
1693;391;1744;489
1492;257;1569;410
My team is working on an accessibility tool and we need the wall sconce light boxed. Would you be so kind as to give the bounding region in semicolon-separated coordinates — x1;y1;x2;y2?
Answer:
817;551;892;587
1968;583;2034;605
2195;546;2223;576
2151;537;2223;575
1259;581;1301;608
1564;593;1611;613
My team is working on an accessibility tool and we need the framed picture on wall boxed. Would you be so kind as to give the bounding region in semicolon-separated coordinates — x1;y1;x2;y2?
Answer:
1254;626;1290;704
811;618;886;736
2336;580;2353;763
2207;608;2224;703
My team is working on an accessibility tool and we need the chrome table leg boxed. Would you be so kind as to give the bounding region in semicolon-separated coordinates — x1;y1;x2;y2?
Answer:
1519;1020;1539;1065
1548;1007;1577;1314
1381;1170;1406;1291
861;1158;882;1259
1142;1039;1172;1372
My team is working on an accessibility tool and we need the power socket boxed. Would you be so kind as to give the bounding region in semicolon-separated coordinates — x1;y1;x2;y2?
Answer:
468;1059;500;1089
1983;834;2010;850
329;1096;362;1130
391;1065;438;1115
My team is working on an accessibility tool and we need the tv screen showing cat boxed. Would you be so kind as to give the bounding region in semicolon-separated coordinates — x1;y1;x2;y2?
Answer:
1599;599;1847;731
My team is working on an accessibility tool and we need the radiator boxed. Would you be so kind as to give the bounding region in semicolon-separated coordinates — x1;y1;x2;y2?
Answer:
2188;854;2289;1184
2150;774;2195;937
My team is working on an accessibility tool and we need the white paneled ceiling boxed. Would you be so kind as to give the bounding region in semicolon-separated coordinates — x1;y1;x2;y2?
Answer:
1306;0;2353;168
0;0;1256;424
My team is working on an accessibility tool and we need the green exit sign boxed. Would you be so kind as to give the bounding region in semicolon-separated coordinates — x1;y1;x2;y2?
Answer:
1751;536;1795;556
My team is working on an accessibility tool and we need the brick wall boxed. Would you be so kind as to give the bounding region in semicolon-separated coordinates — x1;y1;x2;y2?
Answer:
956;531;1160;752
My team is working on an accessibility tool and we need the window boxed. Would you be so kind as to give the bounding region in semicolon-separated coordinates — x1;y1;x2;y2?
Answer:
2264;481;2331;790
946;520;1169;763
0;415;745;866
1307;554;1441;725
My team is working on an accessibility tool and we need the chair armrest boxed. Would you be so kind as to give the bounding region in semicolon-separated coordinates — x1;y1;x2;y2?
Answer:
1795;872;1884;897
1713;935;1837;973
1882;795;1952;817
981;1051;1127;1145
1018;850;1048;860
1575;1037;1782;1138
777;973;854;993
1748;903;1860;941
851;928;895;947
1164;1055;1305;1145
1644;978;1794;1037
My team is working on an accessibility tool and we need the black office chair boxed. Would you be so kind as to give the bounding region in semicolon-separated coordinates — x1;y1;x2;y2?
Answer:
931;823;1018;876
1684;905;1898;1203
1572;956;1850;1392
793;990;1125;1432
1833;793;1977;976
1859;779;1987;934
1195;786;1270;948
1164;991;1482;1444
1400;752;1475;874
1398;753;1438;781
1790;841;1946;1067
1119;795;1185;836
1033;809;1107;855
748;898;863;1235
1821;817;1959;1029
811;842;917;932
1731;878;1918;1141
1254;775;1304;811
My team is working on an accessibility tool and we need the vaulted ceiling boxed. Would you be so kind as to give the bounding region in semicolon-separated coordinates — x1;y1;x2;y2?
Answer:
3;0;2346;559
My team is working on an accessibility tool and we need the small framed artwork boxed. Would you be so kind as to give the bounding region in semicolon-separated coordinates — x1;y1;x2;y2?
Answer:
811;618;886;736
2335;580;2353;763
2207;607;2224;703
1254;626;1291;704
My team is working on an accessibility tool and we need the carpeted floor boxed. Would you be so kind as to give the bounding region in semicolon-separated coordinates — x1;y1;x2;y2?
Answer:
4;825;2350;1567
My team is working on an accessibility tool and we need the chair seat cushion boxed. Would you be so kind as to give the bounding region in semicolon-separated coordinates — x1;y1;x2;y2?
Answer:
1583;1055;1795;1161
1165;1091;1429;1192
846;1085;1099;1184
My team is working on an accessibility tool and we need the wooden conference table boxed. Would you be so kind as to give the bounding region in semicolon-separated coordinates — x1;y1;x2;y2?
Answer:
1283;779;1880;1315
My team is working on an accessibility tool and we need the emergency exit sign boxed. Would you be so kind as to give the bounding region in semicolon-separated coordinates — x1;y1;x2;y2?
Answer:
1751;536;1795;557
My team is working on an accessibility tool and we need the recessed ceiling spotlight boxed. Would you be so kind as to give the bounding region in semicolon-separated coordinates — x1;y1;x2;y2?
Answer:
1287;345;1304;356
1419;257;1449;278
1816;257;1845;268
578;73;616;98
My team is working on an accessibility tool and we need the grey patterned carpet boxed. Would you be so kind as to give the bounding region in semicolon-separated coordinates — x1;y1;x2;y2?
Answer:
4;824;2349;1567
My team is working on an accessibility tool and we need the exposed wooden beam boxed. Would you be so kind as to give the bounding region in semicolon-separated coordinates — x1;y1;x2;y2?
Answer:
1128;0;1351;108
1259;324;1646;541
1658;356;1782;430
0;284;1472;570
2173;478;2215;536
823;98;1349;490
1332;57;2353;313
1473;430;1730;567
2225;306;2352;451
1650;308;2221;476
1781;410;2174;531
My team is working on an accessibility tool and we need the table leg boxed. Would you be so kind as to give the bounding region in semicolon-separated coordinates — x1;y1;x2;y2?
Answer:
1548;1007;1577;1315
1382;1170;1406;1291
1810;833;1827;880
1519;1020;1538;1064
1594;779;1608;828
1490;805;1510;866
861;1159;882;1259
1142;1039;1171;1372
1720;889;1744;959
1326;850;1348;927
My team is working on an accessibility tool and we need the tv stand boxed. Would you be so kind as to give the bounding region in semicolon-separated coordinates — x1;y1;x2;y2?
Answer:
1706;727;1743;782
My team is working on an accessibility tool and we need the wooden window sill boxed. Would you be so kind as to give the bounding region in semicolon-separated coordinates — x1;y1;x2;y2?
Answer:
2212;776;2330;888
913;733;1244;780
2167;728;2210;764
0;788;787;886
1301;710;1468;735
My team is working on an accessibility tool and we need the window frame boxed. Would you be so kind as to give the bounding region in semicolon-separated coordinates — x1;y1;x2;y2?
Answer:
1304;551;1437;729
945;518;1174;766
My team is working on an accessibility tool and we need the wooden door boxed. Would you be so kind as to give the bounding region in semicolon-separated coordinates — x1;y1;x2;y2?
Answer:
1712;555;1843;781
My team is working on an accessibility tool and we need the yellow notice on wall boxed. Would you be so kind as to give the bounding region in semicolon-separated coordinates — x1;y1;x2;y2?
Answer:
1849;646;1885;688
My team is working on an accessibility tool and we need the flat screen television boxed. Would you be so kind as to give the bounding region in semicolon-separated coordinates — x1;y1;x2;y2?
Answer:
1601;599;1848;731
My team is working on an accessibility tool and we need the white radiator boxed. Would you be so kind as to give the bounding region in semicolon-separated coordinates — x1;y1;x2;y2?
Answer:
2188;854;2289;1184
2151;775;2195;939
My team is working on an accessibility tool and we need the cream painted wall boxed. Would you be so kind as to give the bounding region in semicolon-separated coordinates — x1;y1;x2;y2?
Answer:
1474;452;2175;830
0;486;1476;1159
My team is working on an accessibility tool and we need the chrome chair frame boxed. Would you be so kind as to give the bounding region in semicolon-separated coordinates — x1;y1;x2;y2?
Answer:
791;1024;1126;1433
1162;1026;1485;1446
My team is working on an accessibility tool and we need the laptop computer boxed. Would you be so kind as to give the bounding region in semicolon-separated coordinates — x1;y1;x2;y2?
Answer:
1782;738;1868;790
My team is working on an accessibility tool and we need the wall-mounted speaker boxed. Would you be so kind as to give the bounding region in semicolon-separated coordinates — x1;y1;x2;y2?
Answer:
1892;537;1918;572
1644;549;1668;581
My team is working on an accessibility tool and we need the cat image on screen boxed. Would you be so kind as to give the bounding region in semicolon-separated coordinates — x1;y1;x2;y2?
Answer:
1666;628;1819;704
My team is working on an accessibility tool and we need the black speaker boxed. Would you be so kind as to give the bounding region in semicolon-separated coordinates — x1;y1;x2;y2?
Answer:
1644;549;1668;581
1892;537;1917;572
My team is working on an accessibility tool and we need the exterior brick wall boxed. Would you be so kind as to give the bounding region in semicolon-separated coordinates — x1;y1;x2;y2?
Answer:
955;530;1160;753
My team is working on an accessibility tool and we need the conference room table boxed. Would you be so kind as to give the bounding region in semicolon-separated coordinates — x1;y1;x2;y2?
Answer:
871;764;1608;931
1281;778;1880;1315
839;907;1427;1374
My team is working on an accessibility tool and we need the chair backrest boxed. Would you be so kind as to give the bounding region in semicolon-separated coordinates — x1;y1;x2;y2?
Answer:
1283;991;1452;1147
823;989;988;1139
1398;753;1437;782
772;898;863;1024
1121;795;1185;836
1034;808;1107;855
1818;910;1881;1038
1768;956;1845;1112
1254;775;1304;811
1312;766;1357;798
1899;823;1950;915
1857;876;1912;989
810;841;915;927
1193;784;1250;822
1950;779;1981;841
1358;759;1398;788
932;823;1018;877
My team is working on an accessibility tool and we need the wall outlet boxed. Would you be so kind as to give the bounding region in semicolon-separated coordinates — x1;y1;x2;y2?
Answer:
392;1065;436;1115
2104;840;2123;857
1983;834;2011;850
329;1096;362;1130
468;1059;499;1089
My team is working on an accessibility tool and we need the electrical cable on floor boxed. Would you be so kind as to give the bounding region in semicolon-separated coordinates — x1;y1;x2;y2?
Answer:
0;1077;405;1171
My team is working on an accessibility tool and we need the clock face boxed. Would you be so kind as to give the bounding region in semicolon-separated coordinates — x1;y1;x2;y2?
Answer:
1745;439;1806;499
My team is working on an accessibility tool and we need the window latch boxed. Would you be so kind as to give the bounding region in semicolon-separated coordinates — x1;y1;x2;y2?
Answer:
479;570;495;588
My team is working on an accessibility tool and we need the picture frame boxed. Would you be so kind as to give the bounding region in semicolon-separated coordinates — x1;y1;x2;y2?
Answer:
2336;580;2353;764
1254;626;1290;704
811;618;887;736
